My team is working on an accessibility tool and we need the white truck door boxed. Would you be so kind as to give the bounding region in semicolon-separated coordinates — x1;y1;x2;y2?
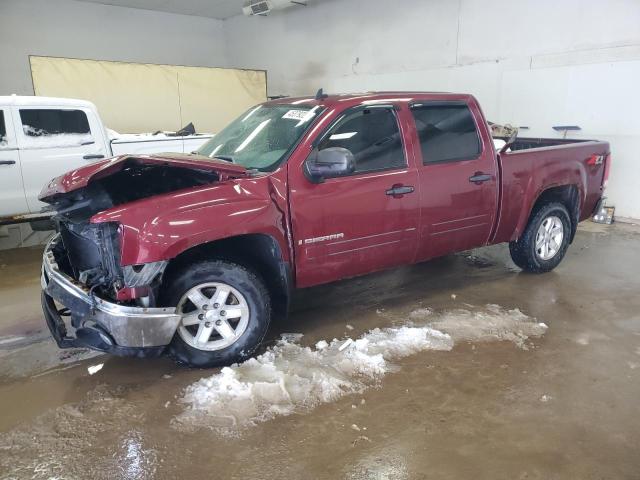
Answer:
15;106;108;213
0;107;29;219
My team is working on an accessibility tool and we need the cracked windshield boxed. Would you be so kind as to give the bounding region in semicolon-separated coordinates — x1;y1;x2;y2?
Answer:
197;104;320;171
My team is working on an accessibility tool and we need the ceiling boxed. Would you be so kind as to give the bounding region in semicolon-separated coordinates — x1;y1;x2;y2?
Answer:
75;0;245;19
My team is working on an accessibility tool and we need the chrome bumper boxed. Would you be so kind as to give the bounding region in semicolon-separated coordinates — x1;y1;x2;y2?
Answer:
41;235;181;349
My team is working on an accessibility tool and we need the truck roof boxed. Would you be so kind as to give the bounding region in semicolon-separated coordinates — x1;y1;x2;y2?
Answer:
265;91;475;108
0;95;96;109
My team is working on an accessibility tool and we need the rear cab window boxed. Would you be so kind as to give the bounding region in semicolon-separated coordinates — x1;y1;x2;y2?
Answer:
317;106;406;176
410;103;481;164
19;109;94;148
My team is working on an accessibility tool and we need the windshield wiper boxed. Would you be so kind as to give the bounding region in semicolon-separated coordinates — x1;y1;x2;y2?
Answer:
212;155;234;163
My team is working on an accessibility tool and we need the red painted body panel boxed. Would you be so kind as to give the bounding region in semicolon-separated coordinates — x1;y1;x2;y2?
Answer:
90;172;291;266
47;92;609;289
38;153;247;199
410;96;499;262
492;141;609;243
288;101;421;287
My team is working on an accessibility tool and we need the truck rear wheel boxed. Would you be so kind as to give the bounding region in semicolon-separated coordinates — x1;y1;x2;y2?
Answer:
509;202;572;273
161;260;271;368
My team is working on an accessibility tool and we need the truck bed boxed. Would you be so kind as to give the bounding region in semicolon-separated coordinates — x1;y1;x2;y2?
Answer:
493;139;610;244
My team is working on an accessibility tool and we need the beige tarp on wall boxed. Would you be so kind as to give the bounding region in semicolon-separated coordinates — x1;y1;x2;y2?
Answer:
29;56;267;134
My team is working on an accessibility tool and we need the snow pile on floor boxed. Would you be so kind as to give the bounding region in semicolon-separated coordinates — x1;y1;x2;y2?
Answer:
175;304;546;433
173;326;453;433
420;304;548;349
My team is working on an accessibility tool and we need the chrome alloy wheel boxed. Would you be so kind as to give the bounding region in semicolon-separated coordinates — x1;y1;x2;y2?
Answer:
535;215;564;261
176;282;250;351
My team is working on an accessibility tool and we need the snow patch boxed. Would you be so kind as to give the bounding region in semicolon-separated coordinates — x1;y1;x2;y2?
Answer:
21;125;94;148
87;363;104;375
280;332;303;342
173;325;452;434
175;304;546;434
408;307;433;320
418;304;547;350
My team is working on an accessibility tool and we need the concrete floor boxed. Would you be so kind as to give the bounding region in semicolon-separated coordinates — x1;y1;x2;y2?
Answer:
0;221;639;479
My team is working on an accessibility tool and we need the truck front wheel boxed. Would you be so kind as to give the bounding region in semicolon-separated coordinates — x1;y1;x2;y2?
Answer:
509;202;572;273
161;260;271;368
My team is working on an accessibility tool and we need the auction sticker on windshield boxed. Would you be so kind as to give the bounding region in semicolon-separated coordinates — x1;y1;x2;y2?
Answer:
282;110;311;121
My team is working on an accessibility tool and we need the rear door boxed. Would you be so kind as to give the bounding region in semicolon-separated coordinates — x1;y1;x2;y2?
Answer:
290;104;419;287
0;108;28;218
409;100;498;260
15;107;107;212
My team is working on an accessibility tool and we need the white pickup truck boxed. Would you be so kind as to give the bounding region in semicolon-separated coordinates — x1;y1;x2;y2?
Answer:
0;95;213;227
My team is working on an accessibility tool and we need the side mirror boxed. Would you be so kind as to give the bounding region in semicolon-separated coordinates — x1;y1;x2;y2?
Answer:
304;147;355;183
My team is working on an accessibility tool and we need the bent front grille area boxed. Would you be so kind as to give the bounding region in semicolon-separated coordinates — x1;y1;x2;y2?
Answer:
57;221;122;288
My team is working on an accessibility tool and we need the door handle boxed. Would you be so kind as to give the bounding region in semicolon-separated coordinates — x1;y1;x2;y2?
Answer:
469;172;492;184
385;184;415;197
83;154;105;160
0;160;16;165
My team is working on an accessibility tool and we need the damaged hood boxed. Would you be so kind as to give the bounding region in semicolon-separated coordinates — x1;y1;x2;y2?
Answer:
39;153;248;201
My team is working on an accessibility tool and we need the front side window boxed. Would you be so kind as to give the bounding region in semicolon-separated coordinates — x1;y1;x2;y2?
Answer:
0;110;6;146
197;104;321;172
318;107;406;174
19;109;93;147
411;104;481;164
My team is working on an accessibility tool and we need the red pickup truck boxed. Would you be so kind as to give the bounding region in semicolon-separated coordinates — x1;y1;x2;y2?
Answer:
39;92;610;367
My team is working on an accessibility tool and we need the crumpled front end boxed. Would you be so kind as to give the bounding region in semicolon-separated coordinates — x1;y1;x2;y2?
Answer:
37;153;259;355
37;155;239;355
41;234;181;355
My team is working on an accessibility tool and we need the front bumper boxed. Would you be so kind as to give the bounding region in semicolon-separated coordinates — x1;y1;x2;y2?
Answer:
41;235;181;356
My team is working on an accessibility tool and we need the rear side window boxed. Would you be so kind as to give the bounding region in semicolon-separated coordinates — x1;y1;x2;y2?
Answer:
0;111;6;145
19;109;93;147
411;104;481;164
318;107;405;174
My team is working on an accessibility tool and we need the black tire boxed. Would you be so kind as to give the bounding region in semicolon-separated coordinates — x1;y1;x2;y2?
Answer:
509;202;572;273
160;260;271;368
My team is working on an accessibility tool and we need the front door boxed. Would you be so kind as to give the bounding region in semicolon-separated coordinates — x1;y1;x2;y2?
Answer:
409;101;498;260
290;105;419;288
0;108;28;218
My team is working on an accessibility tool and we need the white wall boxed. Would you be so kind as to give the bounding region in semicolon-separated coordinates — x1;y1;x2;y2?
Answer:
0;0;227;96
1;0;639;220
225;0;640;219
